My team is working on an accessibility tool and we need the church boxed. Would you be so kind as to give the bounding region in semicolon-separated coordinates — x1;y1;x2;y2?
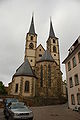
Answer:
8;15;63;105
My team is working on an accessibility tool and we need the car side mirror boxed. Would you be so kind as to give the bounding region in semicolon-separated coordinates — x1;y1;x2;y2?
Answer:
9;106;11;109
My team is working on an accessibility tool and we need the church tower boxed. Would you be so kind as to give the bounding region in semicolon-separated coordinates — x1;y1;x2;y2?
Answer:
24;15;37;69
47;19;60;66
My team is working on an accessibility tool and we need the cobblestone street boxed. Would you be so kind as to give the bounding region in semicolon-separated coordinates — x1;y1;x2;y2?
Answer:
0;104;80;120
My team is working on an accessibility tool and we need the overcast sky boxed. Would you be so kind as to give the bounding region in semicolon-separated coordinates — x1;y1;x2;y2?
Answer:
0;0;80;86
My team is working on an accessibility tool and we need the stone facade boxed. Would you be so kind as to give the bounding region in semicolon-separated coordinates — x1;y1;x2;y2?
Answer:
35;61;62;98
10;76;36;97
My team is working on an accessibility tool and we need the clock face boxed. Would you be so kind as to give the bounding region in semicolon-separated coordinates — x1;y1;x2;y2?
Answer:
29;43;34;49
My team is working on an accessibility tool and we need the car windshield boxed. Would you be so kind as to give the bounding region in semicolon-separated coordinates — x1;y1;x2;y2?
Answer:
11;104;28;110
6;98;18;103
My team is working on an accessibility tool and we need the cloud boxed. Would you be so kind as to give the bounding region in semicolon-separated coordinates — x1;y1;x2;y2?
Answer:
0;0;80;85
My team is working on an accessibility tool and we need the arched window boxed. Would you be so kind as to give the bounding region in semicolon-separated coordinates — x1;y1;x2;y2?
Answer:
25;81;29;92
15;84;18;93
31;36;33;40
40;65;43;87
53;46;56;53
48;64;51;87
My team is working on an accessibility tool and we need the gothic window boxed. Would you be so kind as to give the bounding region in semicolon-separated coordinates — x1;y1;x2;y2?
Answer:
40;65;43;87
31;36;33;40
71;94;75;105
25;81;29;92
48;64;51;87
29;43;34;49
44;65;47;81
72;57;77;67
15;84;18;93
53;46;56;53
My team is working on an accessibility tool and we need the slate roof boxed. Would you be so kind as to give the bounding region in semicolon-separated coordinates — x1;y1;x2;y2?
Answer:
28;15;35;35
13;59;36;77
38;50;55;62
49;19;55;38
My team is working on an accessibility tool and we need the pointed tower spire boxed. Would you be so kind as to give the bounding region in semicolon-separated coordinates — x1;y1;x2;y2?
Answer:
29;14;35;35
49;18;55;38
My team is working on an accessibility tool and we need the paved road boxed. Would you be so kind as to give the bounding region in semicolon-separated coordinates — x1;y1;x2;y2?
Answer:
31;104;80;120
0;104;80;120
0;108;5;120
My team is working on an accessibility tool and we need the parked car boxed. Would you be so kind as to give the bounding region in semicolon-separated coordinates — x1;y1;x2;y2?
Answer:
4;98;18;107
7;102;33;120
0;98;4;108
73;106;80;112
4;98;18;117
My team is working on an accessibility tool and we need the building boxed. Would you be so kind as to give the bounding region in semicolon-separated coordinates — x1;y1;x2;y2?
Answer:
63;36;80;109
62;80;67;98
8;15;63;105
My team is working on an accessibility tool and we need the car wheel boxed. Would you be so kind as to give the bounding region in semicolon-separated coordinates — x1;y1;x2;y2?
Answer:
29;118;33;120
8;115;12;120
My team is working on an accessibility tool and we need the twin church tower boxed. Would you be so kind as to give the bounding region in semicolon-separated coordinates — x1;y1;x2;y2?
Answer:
8;15;62;105
24;15;60;68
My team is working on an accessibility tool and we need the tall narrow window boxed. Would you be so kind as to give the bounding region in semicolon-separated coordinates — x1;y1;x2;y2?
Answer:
31;36;33;40
48;64;51;87
71;94;75;105
68;61;71;71
40;65;43;87
72;57;77;67
44;65;47;81
25;81;29;92
77;93;80;105
15;84;18;93
74;74;79;86
53;46;56;53
78;52;80;63
53;39;56;43
69;77;73;88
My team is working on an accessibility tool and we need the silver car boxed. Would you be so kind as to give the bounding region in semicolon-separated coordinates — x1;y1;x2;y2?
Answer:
7;102;33;120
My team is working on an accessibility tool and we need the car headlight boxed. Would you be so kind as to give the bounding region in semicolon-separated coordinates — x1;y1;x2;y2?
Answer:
29;112;33;116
